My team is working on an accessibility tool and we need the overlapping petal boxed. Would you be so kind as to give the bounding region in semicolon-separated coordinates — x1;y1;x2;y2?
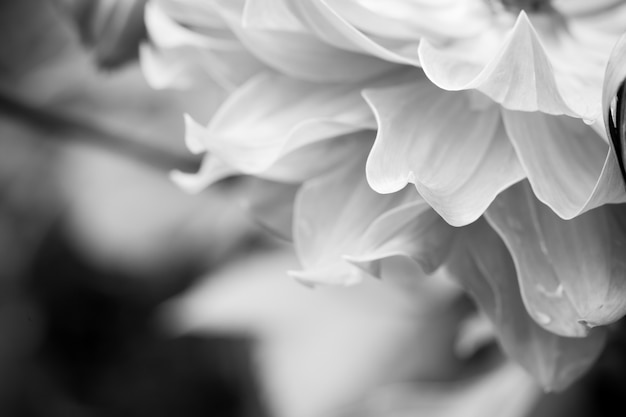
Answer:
183;72;377;182
218;0;397;83
143;0;626;393
485;181;626;337
286;0;422;65
364;79;524;226
419;12;582;117
290;153;455;287
322;0;491;42
143;0;265;90
344;199;456;278
238;178;300;241
446;218;607;391
502;110;626;218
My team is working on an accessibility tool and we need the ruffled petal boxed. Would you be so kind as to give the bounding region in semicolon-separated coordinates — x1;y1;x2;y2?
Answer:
419;12;581;117
485;181;626;337
447;218;607;391
290;155;420;286
502;110;626;219
185;72;376;181
218;2;397;83
364;80;524;226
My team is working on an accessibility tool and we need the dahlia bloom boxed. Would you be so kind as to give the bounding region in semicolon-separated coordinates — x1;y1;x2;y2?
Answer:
141;0;626;391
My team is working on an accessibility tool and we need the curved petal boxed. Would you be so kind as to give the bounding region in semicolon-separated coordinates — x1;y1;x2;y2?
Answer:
219;3;397;83
170;154;238;194
139;43;209;90
290;154;420;286
186;72;376;180
145;1;212;50
419;12;581;117
364;80;524;226
502;110;626;219
446;218;607;391
257;131;377;183
287;0;422;66
485;181;626;337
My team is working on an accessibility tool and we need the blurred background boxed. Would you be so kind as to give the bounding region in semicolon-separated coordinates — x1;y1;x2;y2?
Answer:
2;1;626;416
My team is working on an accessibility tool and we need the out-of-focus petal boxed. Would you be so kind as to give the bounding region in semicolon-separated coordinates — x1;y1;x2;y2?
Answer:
340;361;539;417
218;1;397;82
419;12;580;117
502;110;626;218
242;0;306;31
145;1;206;49
185;72;375;180
485;181;626;337
364;80;524;226
144;0;265;90
446;218;607;391
603;33;626;183
237;178;299;241
290;155;418;286
552;0;626;17
170;154;237;194
139;43;212;90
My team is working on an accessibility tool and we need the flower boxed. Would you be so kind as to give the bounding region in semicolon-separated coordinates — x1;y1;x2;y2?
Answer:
141;0;626;391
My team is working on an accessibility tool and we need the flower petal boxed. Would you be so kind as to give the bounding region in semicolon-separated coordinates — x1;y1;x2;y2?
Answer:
323;0;491;42
290;154;418;286
418;12;580;117
145;0;211;50
287;0;422;66
447;218;607;391
186;72;376;181
170;154;238;194
502;110;626;219
238;178;300;241
552;0;626;17
344;199;457;278
139;43;200;90
219;2;397;82
364;80;524;226
144;0;266;90
485;181;626;337
242;0;306;31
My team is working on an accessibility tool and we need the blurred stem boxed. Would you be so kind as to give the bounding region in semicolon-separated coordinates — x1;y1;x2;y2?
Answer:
0;91;200;173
